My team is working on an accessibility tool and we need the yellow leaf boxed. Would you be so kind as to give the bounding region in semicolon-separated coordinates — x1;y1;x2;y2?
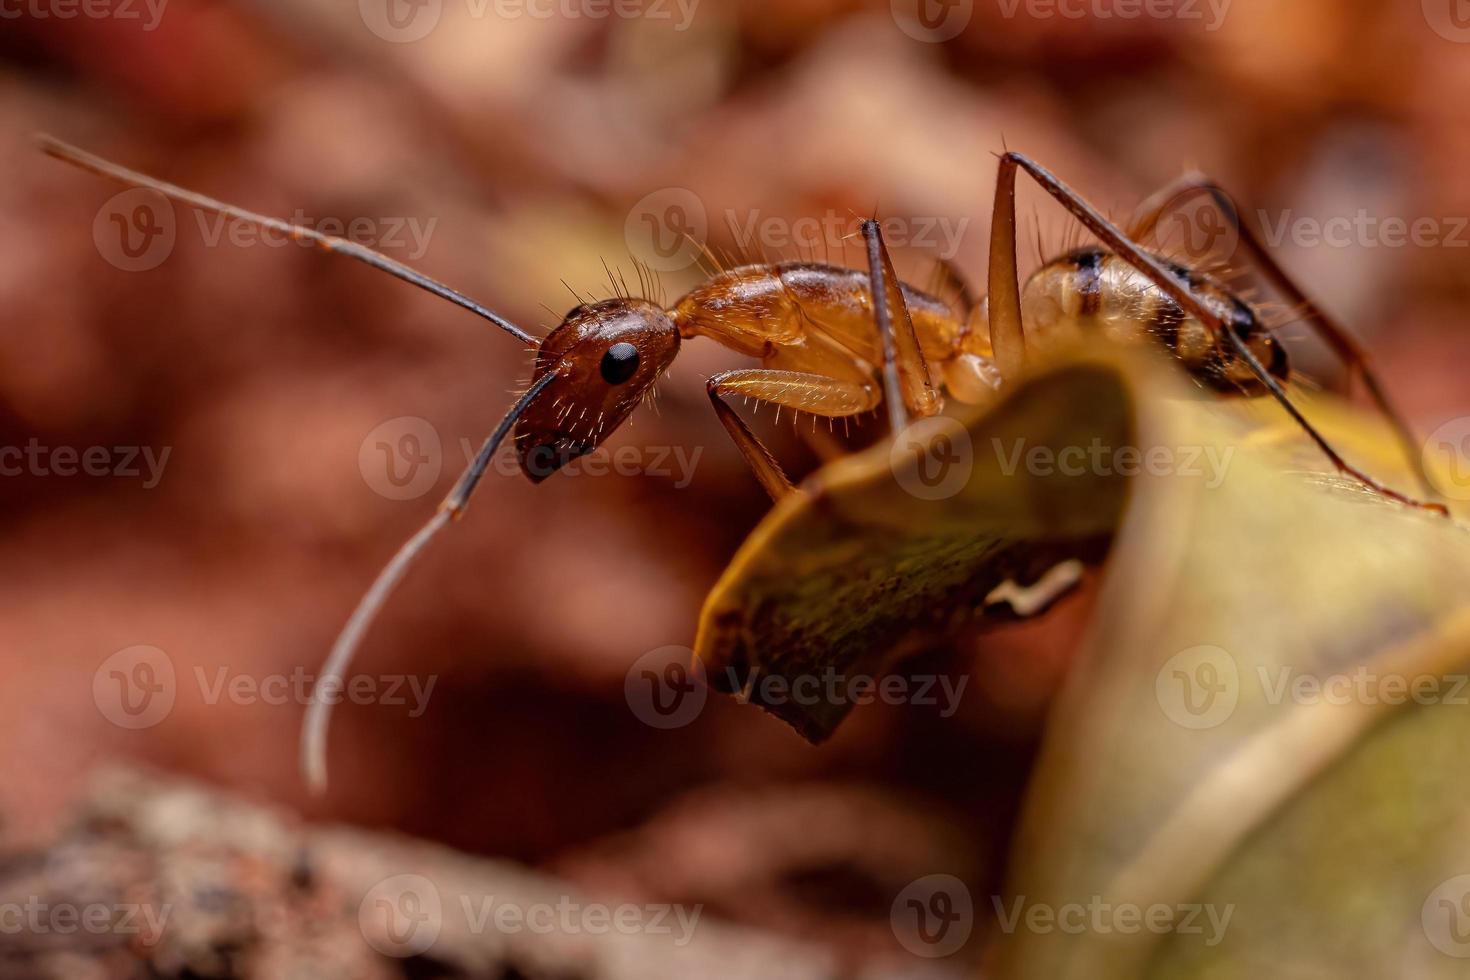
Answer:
696;347;1470;977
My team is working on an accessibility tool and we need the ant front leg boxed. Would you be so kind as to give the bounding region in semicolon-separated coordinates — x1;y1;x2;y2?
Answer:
707;222;942;503
1127;173;1439;501
707;370;879;502
987;151;1448;516
861;219;943;433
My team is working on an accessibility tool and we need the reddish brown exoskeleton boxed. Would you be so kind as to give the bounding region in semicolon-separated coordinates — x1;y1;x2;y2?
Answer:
38;136;1445;793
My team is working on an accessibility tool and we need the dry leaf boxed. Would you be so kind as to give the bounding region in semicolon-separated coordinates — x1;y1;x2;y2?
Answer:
695;346;1470;976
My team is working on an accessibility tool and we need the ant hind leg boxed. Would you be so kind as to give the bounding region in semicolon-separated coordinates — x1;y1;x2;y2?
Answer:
861;220;943;433
1127;172;1439;501
987;151;1447;516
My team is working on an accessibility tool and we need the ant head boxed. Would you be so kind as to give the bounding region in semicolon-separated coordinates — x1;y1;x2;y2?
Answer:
514;298;680;482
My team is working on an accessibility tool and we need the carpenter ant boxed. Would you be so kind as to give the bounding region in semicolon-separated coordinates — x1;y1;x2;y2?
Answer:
38;136;1445;793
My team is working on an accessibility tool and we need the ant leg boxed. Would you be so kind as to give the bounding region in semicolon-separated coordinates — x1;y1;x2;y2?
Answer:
862;220;942;433
988;151;1447;516
932;256;980;316
987;156;1031;382
1127;172;1437;499
707;370;878;502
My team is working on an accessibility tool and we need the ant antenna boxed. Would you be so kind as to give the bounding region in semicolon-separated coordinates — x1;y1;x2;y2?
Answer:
35;134;537;346
301;368;560;794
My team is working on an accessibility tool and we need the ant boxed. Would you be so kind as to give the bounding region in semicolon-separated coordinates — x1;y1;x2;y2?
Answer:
38;136;1447;793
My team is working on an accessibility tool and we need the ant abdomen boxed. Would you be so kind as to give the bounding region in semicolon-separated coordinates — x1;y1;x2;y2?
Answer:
1020;246;1289;395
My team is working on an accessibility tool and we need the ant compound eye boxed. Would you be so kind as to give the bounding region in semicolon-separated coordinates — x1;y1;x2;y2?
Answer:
600;342;640;385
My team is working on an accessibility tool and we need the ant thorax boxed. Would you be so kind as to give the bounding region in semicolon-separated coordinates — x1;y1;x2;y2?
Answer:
672;262;988;367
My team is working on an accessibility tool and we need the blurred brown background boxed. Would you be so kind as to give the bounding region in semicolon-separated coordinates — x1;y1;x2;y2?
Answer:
2;0;1469;969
